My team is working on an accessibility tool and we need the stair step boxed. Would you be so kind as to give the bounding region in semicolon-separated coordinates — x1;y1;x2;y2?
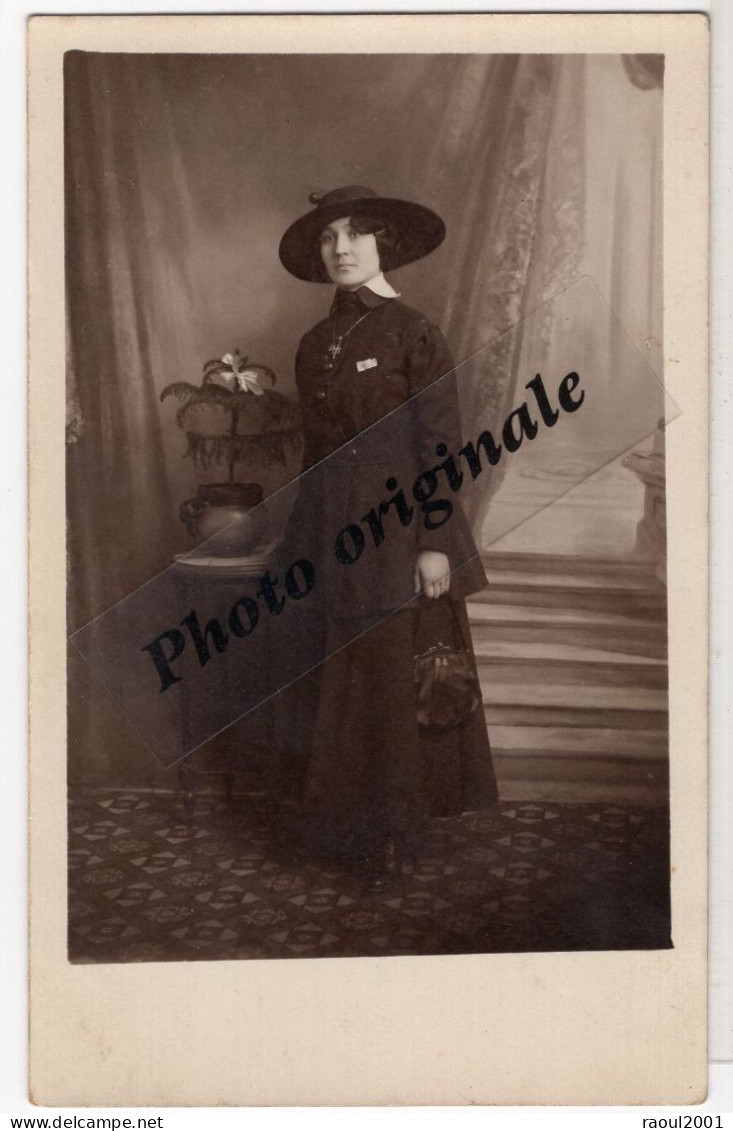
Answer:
476;662;666;691
466;601;666;631
474;640;666;666
472;641;667;689
470;582;666;614
467;604;666;658
467;552;669;803
486;704;665;730
480;551;662;581
492;753;668;791
479;565;664;592
489;725;667;761
497;780;668;805
471;621;666;660
483;680;666;714
493;751;668;783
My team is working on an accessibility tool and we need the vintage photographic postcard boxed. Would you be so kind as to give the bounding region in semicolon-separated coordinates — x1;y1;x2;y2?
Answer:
28;12;708;1107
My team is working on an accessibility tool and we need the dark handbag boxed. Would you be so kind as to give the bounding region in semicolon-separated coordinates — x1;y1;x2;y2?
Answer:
414;600;482;729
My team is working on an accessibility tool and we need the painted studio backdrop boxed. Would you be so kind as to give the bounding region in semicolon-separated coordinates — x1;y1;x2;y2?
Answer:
65;52;669;961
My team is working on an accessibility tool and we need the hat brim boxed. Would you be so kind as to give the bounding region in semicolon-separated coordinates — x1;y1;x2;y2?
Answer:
278;196;446;283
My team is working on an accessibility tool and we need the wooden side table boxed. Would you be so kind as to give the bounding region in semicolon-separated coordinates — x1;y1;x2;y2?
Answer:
170;551;277;822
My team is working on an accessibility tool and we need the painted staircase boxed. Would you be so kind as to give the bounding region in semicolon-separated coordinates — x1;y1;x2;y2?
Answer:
470;552;668;804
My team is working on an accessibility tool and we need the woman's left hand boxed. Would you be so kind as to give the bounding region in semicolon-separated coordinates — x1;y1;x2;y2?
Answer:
414;551;451;600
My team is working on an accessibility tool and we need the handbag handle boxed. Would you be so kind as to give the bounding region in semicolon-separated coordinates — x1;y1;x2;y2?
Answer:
446;597;472;653
415;595;472;655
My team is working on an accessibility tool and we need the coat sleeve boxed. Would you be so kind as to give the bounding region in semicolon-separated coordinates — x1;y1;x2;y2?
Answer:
403;317;466;558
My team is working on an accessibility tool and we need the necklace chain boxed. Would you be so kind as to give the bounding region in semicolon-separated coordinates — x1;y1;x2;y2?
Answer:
325;307;376;368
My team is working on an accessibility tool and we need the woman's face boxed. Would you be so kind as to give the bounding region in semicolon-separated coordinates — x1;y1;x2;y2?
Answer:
319;215;381;290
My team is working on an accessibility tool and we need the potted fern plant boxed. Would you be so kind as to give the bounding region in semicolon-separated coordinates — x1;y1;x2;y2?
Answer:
161;349;301;552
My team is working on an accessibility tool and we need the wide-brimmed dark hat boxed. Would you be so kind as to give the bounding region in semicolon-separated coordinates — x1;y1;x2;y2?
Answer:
278;185;446;283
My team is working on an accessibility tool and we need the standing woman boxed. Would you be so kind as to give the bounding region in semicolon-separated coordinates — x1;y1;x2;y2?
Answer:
279;186;498;889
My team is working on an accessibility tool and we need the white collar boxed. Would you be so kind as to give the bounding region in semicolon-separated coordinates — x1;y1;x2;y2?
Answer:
363;273;400;298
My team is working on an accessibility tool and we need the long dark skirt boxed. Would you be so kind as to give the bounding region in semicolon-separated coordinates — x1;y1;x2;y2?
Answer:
287;595;498;864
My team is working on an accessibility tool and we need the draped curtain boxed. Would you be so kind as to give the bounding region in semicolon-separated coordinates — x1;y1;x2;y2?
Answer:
397;55;586;523
65;52;658;783
66;55;178;621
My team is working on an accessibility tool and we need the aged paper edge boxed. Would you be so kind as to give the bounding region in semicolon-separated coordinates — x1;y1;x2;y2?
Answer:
28;12;709;1107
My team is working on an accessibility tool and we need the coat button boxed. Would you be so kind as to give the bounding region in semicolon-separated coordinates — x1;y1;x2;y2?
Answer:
316;390;327;400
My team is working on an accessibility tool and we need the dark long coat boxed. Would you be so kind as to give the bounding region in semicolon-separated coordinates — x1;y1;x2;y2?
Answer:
294;286;489;611
284;285;498;859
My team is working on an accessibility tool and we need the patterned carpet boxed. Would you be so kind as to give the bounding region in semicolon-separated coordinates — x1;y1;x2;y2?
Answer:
68;786;672;963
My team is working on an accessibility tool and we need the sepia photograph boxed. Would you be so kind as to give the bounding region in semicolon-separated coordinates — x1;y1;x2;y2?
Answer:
65;48;672;964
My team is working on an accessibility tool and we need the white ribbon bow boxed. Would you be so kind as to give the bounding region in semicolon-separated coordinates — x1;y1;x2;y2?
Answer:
220;352;265;395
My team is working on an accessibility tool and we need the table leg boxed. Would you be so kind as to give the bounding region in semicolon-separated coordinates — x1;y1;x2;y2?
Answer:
178;761;197;823
224;773;235;805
